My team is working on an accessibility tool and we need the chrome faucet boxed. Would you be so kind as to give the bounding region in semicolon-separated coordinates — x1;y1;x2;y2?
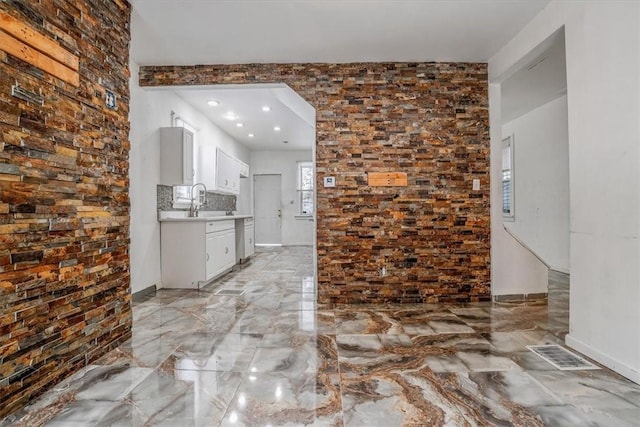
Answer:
189;183;207;217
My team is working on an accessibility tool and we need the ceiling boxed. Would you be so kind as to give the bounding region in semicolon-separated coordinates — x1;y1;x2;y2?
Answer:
173;84;316;151
130;0;550;66
130;0;553;152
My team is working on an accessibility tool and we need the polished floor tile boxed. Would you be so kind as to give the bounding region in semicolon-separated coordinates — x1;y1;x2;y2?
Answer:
2;246;640;426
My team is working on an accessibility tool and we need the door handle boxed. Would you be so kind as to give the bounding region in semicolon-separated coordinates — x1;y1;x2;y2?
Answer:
206;253;210;261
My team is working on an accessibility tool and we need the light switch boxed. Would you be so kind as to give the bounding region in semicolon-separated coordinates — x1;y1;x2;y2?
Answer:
472;179;480;191
105;90;117;110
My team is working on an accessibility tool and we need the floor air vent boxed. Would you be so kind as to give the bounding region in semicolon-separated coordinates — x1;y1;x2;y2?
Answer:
527;345;600;371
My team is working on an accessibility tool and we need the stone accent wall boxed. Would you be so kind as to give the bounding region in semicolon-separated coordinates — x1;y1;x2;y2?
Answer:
140;63;491;305
0;1;131;418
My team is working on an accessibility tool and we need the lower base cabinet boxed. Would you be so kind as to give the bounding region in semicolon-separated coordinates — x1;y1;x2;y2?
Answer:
244;220;255;259
235;217;255;263
161;220;236;289
206;221;235;279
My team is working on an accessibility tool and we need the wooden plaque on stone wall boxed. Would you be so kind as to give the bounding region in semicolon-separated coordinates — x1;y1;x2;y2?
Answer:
368;172;408;187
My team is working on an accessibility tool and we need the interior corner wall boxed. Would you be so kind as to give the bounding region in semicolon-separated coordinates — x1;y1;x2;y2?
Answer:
489;84;549;297
128;75;250;294
128;61;163;294
490;0;640;383
250;150;314;246
0;2;132;417
139;62;491;305
502;95;570;273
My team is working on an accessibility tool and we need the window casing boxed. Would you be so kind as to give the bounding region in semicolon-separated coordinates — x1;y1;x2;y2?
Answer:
502;135;514;220
298;162;314;215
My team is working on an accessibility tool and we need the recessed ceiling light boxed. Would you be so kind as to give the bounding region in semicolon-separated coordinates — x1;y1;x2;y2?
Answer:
207;100;220;107
236;123;244;128
262;106;271;112
273;126;281;131
223;112;239;121
248;133;255;138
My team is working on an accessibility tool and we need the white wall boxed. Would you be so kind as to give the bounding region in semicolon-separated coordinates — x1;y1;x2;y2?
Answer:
129;62;250;293
489;83;549;297
502;95;570;273
129;61;162;294
490;1;640;383
250;150;314;246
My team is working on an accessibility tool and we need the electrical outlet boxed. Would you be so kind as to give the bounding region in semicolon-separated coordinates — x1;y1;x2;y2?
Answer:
379;266;387;277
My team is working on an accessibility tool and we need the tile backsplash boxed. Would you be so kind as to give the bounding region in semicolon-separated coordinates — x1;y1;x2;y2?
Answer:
157;185;237;212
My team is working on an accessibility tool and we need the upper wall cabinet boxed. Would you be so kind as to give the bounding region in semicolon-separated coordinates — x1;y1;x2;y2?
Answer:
198;144;216;190
216;148;240;194
238;158;249;178
159;127;194;185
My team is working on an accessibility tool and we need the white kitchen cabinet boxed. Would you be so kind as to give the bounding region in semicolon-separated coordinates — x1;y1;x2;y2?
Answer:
207;220;236;278
160;220;236;289
244;218;255;259
238;159;249;178
235;217;255;263
198;143;216;190
160;127;194;185
216;148;240;194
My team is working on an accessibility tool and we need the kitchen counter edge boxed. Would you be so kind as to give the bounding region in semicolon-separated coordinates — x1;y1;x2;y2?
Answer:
158;214;253;222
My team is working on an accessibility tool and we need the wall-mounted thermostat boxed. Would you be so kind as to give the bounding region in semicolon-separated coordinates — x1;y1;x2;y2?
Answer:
324;176;336;188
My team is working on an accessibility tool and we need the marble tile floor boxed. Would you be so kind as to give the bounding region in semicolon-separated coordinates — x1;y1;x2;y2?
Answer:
2;247;640;426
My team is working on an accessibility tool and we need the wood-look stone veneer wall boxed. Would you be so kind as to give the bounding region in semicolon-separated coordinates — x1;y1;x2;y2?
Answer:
0;0;131;418
140;63;491;305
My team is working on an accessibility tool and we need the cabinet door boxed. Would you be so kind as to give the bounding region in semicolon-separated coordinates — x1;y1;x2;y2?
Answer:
244;225;255;258
205;232;216;280
211;229;235;276
230;158;240;194
221;229;236;269
159;127;195;185
215;148;240;194
216;149;229;192
160;127;194;185
238;159;249;178
198;144;216;189
182;129;194;185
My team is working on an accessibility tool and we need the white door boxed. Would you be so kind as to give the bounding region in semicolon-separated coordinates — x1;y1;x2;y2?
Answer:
254;174;282;245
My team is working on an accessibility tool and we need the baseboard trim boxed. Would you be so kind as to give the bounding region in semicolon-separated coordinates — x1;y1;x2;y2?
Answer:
492;292;548;303
565;334;640;384
132;284;157;302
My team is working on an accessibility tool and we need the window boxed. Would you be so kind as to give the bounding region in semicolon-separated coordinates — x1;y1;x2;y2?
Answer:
298;162;314;215
502;135;514;219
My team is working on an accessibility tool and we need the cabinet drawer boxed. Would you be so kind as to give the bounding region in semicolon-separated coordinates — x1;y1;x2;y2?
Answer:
206;220;235;233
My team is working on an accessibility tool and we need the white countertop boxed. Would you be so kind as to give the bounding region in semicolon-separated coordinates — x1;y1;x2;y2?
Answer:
158;211;253;222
